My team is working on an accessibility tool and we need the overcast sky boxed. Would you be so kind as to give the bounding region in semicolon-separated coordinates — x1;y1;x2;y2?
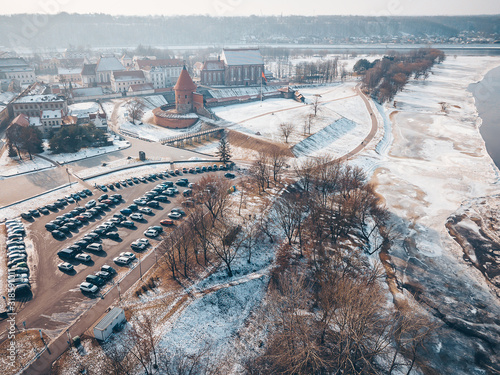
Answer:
2;0;499;17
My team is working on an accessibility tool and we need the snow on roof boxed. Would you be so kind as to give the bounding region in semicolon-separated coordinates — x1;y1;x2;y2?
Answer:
207;86;278;99
96;56;125;72
112;70;145;81
41;110;61;118
203;60;225;71
15;94;64;104
81;64;97;75
128;83;154;91
136;59;183;69
95;307;124;331
11;114;30;127
72;87;104;97
0;58;29;68
29;117;41;126
222;49;264;66
69;101;100;117
58;67;81;75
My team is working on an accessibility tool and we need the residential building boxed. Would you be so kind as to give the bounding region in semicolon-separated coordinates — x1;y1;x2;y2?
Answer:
110;70;146;93
40;109;63;134
12;94;68;118
58;67;81;83
136;59;183;89
0;58;36;85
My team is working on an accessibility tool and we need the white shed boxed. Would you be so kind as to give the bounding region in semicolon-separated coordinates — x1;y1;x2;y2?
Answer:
93;307;126;341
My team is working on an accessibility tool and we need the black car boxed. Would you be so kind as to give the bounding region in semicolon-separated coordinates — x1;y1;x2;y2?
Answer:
52;230;66;239
106;232;120;240
46;204;58;211
86;274;106;287
147;200;159;208
224;172;236;179
39;207;50;215
45;223;58;231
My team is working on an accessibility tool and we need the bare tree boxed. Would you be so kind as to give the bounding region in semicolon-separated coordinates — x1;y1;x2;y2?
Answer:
195;175;231;224
279;122;294;144
127;98;145;125
249;152;270;193
269;148;288;183
311;95;321;117
206;218;246;277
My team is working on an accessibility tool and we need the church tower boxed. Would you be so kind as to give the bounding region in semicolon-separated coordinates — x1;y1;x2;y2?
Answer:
174;65;197;114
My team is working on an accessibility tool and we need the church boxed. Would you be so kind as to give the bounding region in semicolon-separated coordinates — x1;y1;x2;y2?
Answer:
200;48;265;87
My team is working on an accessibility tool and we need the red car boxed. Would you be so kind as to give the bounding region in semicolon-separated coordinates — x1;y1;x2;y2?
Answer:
160;219;175;226
76;215;88;222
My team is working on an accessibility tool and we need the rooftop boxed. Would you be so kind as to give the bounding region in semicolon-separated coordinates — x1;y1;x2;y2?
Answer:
42;110;62;118
15;94;64;104
96;56;125;72
81;64;97;76
112;70;145;81
174;66;196;92
221;48;264;66
95;307;124;331
203;60;225;71
136;59;183;69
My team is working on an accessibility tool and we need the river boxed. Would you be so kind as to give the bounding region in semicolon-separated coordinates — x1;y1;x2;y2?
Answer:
469;64;500;169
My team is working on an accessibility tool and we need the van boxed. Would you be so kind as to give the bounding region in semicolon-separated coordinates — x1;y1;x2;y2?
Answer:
86;243;103;252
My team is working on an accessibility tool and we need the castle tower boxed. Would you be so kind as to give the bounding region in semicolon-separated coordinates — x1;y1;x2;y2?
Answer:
174;65;197;114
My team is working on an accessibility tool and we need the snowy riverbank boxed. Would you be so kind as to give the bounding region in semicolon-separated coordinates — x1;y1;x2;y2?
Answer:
370;56;500;374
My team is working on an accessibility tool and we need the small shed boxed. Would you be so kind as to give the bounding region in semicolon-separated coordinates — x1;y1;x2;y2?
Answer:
93;307;126;341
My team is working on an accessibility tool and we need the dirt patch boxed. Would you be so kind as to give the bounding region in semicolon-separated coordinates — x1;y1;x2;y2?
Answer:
227;130;295;158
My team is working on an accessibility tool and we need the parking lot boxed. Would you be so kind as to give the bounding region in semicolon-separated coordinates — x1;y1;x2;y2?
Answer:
1;164;231;338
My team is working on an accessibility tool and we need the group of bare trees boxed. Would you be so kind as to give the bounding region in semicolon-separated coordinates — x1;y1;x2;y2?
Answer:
360;48;446;103
249;149;290;193
157;175;262;279
294;57;346;83
245;156;435;374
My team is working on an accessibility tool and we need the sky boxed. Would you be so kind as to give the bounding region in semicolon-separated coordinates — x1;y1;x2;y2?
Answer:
1;0;499;17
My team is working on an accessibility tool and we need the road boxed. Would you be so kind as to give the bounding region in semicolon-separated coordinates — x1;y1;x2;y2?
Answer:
0;137;215;207
0;168;226;374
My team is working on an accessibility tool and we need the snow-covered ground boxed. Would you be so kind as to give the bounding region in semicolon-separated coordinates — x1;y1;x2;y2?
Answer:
364;56;500;374
68;101;100;117
212;81;372;159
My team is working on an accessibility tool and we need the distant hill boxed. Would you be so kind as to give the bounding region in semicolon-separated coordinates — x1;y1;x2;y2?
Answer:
0;14;499;50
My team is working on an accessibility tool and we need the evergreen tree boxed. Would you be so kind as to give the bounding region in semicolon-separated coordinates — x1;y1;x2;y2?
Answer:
216;134;232;163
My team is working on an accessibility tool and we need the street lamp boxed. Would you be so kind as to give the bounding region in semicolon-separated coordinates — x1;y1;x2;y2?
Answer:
139;252;142;280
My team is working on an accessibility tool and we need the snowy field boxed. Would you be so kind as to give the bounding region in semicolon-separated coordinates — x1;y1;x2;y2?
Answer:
212;81;373;159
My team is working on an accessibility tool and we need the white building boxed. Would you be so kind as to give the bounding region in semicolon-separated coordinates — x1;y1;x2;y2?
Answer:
12;94;68;118
40;109;62;136
111;70;146;93
96;56;125;84
136;59;183;89
93;307;126;341
0;58;36;85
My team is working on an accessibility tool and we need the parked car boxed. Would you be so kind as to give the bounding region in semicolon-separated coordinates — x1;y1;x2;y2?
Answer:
113;256;131;266
139;207;153;215
80;282;98;293
106;231;120;240
21;212;32;220
86;243;103;252
147;200;159;208
121;220;135;228
144;228;159;238
95;270;111;280
52;230;66;239
86;274;105;286
83;188;92;195
171;208;186;216
131;241;148;251
120;208;132;215
134;198;147;206
57;248;76;259
120;252;136;261
101;264;116;274
160;219;175;226
130;213;144;221
85;200;97;209
168;212;182;219
224;172;236;179
75;253;92;263
58;262;74;272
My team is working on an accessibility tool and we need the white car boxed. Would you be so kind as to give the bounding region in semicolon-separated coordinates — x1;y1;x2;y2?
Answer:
129;213;144;221
75;253;91;262
138;207;153;215
137;238;150;246
58;262;74;272
113;256;131;266
144;229;159;238
80;282;98;293
120;252;136;261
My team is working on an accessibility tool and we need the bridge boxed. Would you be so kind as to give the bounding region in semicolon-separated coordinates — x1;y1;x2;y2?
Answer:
159;126;225;148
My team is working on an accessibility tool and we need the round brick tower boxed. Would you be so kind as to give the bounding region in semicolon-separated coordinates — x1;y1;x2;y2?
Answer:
174;65;197;114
